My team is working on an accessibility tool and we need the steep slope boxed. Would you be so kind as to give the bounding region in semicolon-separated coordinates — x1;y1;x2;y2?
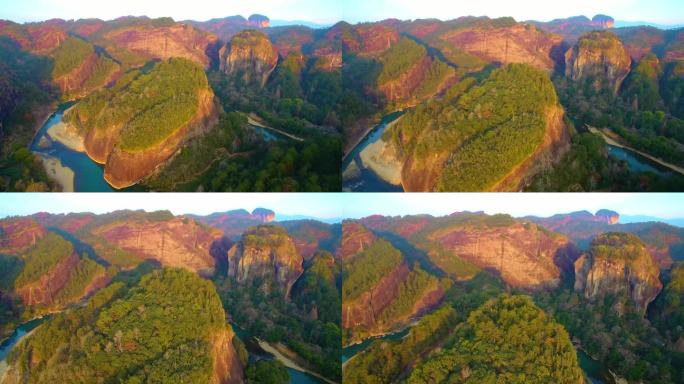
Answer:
277;220;339;260
64;58;219;189
8;232;108;312
342;232;446;345
226;225;304;296
190;208;275;240
77;210;223;274
0;218;48;254
565;31;632;94
219;29;279;87
383;63;569;191
2;268;244;384
574;232;662;315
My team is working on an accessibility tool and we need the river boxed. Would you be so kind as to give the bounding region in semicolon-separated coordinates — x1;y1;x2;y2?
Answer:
342;112;405;192
30;102;114;192
607;145;674;177
0;316;50;379
231;323;327;384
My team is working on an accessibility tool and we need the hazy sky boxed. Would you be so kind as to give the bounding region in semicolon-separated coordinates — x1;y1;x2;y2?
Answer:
0;193;682;222
0;0;681;24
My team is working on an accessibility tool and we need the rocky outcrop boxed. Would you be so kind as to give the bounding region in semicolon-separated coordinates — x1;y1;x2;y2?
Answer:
565;31;632;94
102;22;217;67
252;208;275;222
595;209;620;225
0;218;47;254
102;87;219;189
219;30;278;86
428;219;578;288
15;251;80;307
278;220;338;260
574;233;662;315
89;215;222;275
438;23;563;71
248;14;270;29
210;326;245;384
226;225;303;296
337;221;377;260
592;15;615;29
343;263;409;330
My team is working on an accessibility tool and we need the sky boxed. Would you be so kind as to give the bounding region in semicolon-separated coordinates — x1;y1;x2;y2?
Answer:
0;0;682;25
0;193;682;223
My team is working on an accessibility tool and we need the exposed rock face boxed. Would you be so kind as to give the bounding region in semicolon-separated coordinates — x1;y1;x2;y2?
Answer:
574;233;662;315
565;31;632;94
248;14;270;29
219;30;278;86
438;23;563;71
337;221;377;260
428;219;578;288
592;15;615;29
226;225;303;296
343;24;399;56
191;209;277;240
0;218;47;254
277;220;338;260
343;262;410;330
210;326;245;384
252;208;275;222
15;251;80;307
101;87;219;189
103;22;217;67
595;209;620;225
89;216;222;275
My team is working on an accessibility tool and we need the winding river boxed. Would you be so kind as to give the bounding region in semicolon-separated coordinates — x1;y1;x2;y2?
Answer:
0;317;50;379
30;105;285;192
342;112;405;192
30;102;114;192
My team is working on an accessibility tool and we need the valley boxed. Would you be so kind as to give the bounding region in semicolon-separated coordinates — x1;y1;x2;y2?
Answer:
1;11;684;190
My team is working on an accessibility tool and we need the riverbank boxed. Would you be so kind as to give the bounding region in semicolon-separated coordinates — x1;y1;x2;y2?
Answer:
244;113;305;142
587;125;684;176
37;154;75;192
255;338;337;384
343;112;404;162
47;121;85;153
358;137;403;186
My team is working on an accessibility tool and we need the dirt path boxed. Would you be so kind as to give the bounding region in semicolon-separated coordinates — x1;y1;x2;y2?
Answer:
255;338;337;384
587;125;684;176
244;114;305;142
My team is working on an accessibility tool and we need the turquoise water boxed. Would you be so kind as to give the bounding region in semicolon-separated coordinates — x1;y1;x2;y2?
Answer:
607;145;673;177
30;103;114;192
0;316;50;362
230;323;326;384
342;111;405;192
342;327;410;363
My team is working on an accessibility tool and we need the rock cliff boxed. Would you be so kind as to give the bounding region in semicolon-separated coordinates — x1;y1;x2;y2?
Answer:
102;22;217;67
574;232;662;315
0;218;47;254
88;214;222;275
565;31;632;94
426;218;578;288
337;221;377;260
226;225;304;296
219;30;278;87
102;86;219;188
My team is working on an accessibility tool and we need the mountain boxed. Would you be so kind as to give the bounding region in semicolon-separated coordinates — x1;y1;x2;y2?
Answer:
0;208;342;382
2;268;244;384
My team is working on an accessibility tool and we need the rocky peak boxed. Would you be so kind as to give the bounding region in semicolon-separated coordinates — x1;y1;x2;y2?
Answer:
595;209;619;225
248;14;270;28
252;208;275;223
574;232;662;315
226;225;303;296
219;29;278;86
565;31;631;94
592;14;615;29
